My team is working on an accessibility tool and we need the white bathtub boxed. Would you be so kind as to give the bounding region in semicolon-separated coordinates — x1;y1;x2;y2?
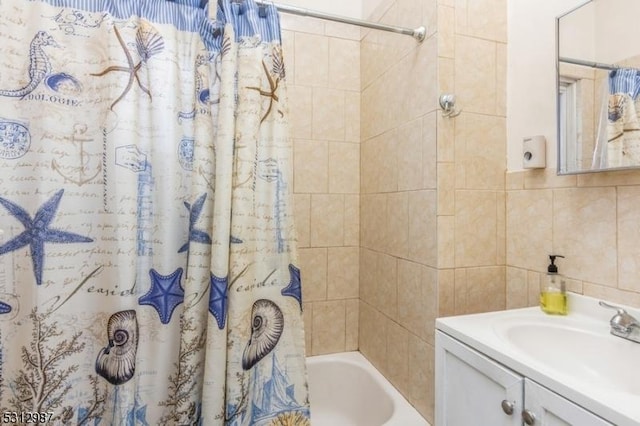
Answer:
307;351;430;426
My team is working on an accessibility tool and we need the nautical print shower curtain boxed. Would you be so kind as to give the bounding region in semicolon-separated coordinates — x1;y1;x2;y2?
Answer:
0;0;310;424
593;68;640;169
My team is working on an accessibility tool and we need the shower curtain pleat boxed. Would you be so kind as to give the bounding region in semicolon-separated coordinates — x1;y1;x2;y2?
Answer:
0;0;309;424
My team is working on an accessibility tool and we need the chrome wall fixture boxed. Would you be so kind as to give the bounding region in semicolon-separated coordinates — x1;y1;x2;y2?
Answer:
439;93;461;118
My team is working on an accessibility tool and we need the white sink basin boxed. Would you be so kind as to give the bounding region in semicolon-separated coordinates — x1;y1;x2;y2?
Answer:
436;295;640;425
497;320;640;394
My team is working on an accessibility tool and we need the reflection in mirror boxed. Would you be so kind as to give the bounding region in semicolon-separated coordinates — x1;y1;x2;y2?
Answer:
557;0;640;174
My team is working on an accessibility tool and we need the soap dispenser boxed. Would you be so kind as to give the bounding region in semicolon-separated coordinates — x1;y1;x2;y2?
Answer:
540;255;567;315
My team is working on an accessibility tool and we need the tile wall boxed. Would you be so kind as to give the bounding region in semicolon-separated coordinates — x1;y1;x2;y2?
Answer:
280;15;362;356
506;168;640;309
284;0;509;422
359;0;507;422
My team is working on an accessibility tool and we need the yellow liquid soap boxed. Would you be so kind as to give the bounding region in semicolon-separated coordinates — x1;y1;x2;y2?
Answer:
540;292;567;315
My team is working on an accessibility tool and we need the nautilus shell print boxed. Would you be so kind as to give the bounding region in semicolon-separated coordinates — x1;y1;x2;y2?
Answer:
95;309;139;385
242;299;284;370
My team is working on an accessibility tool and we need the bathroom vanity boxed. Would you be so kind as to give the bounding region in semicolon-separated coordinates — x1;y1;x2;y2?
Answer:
435;294;640;426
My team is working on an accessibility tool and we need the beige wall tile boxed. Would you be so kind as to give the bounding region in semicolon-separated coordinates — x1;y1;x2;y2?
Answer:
506;189;553;271
583;282;640;309
386;320;410;394
496;191;506;265
294;32;328;86
437;269;456;317
327;247;360;299
388;191;409;258
329;142;360;194
299;248;327;302
454;35;496;115
527;270;541;307
437;5;455;59
437;163;455;215
294;139;328;193
281;30;295;82
422;265;438;344
359;301;388;371
312;300;346;355
506;267;528;309
454;268;468;314
455;113;506;190
359;248;377;305
329;38;361;92
310;194;345;247
280;14;324;36
303;302;312;355
437;215;455;269
455;191;498;267
618;187;640;292
345;299;359;351
312;88;346;141
324;21;362;41
465;266;506;314
288;85;312;139
397;259;424;336
423;112;438;189
344;194;360;246
360;194;387;250
455;0;507;43
398;118;424;191
293;193;311;248
408;336;435;423
345;91;361;142
377;253;399;320
553;187;617;286
408;190;438;266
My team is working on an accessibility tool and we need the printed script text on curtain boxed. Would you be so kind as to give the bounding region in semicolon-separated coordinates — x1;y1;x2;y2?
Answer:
0;0;309;424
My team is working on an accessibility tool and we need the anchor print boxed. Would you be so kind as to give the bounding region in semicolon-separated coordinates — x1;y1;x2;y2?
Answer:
91;21;164;110
51;124;101;186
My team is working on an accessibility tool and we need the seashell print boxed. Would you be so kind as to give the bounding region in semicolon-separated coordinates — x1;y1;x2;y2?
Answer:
95;309;139;385
242;299;284;370
135;21;165;63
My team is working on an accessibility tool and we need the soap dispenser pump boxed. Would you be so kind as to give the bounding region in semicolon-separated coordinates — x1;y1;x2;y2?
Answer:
540;255;567;315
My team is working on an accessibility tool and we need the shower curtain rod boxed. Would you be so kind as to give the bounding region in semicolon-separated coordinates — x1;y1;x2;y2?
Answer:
254;1;426;42
559;56;620;71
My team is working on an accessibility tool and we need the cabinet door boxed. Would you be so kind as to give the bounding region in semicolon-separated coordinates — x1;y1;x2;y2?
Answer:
435;331;523;426
524;379;613;426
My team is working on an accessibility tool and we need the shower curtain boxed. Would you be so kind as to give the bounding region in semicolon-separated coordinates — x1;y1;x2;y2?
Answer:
593;68;640;169
0;0;310;424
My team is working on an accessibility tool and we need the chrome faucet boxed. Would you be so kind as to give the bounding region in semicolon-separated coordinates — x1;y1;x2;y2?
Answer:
599;301;640;343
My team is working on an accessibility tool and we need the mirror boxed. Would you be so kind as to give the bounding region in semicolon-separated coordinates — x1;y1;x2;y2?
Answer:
557;0;640;174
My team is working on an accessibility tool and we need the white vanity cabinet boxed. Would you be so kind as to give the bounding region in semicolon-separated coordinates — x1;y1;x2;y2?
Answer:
435;331;613;426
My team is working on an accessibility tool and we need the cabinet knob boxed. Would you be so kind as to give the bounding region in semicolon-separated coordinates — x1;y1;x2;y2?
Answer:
500;399;514;415
522;409;536;425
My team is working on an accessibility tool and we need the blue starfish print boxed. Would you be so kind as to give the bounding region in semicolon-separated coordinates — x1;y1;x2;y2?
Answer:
281;264;302;310
178;193;212;253
0;189;93;285
0;300;11;314
138;268;184;324
209;273;228;329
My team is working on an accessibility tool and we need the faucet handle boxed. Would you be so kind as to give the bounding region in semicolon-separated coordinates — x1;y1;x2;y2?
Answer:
599;300;628;315
599;300;638;333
